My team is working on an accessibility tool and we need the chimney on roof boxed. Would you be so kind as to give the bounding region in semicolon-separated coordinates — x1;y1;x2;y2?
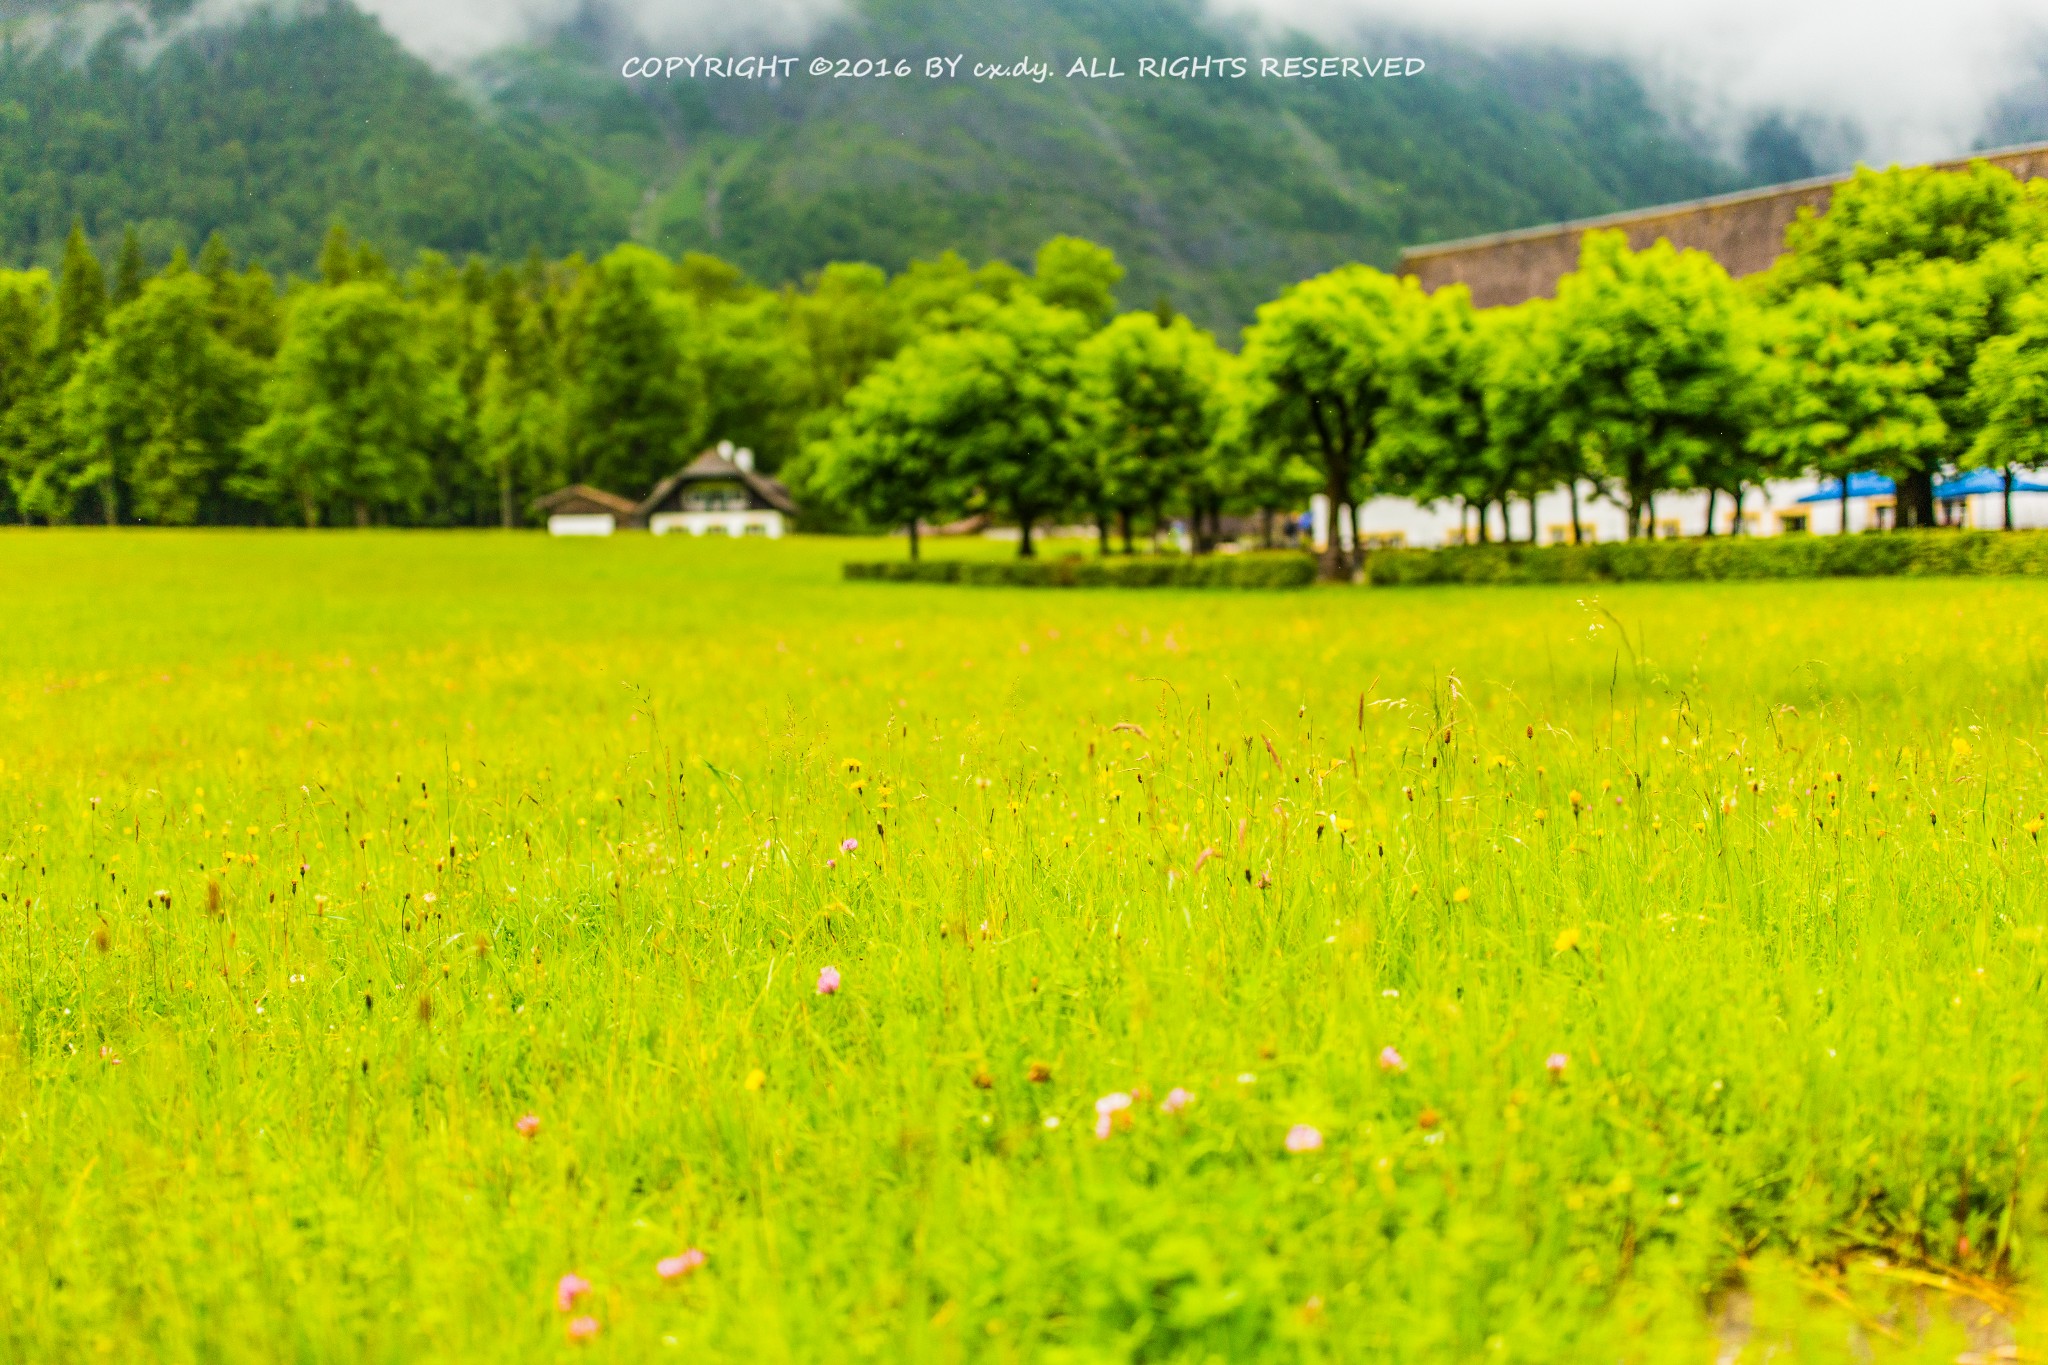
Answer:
734;447;755;472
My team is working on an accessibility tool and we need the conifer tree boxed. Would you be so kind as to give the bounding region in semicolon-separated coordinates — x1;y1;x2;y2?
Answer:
565;247;701;495
113;226;145;307
55;222;107;361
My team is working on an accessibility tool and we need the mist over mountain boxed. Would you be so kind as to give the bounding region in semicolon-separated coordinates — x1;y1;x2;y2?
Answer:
0;0;1765;328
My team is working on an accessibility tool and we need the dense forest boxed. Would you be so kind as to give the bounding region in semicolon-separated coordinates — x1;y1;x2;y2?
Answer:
0;0;1756;330
8;163;2048;581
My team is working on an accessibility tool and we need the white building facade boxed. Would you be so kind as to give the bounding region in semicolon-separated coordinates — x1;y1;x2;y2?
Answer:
1332;477;2048;550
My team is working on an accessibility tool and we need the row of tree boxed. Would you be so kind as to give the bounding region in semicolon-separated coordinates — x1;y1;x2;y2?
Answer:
818;160;2048;576
6;162;2048;578
0;222;1121;529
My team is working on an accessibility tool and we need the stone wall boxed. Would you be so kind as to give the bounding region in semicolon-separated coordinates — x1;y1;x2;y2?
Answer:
1399;142;2048;308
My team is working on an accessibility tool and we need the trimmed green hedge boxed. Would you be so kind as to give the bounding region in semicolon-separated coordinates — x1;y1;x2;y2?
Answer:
1364;529;2048;586
843;553;1317;589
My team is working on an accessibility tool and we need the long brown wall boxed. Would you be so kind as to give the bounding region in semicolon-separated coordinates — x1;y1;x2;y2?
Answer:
1399;141;2048;308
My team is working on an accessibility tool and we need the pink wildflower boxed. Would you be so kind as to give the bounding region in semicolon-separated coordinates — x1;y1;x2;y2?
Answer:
816;965;841;995
556;1273;591;1312
1378;1046;1406;1072
1285;1124;1324;1154
658;1248;707;1280
840;837;859;853
515;1113;540;1137
1160;1087;1193;1115
567;1316;600;1341
1093;1091;1132;1139
1545;1052;1569;1076
824;858;837;869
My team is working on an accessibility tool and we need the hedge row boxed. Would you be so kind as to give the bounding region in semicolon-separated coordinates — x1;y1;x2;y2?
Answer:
1363;529;2048;585
843;553;1318;589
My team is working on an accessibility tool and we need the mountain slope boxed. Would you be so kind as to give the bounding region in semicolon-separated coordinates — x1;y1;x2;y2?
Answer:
0;0;1746;329
0;4;622;271
490;0;1746;328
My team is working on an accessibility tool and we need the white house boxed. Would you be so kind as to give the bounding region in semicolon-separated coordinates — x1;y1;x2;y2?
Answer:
637;442;797;539
531;484;640;536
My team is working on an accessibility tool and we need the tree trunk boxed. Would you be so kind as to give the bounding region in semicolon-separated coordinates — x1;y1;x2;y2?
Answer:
2005;467;2015;530
1018;514;1035;558
353;500;369;529
1260;506;1273;549
1095;513;1108;555
300;486;318;529
1704;487;1718;536
1733;484;1747;535
1318;480;1351;580
1119;509;1134;554
499;463;515;529
1839;479;1850;535
1896;469;1935;529
907;519;920;561
1568;481;1582;545
100;479;117;527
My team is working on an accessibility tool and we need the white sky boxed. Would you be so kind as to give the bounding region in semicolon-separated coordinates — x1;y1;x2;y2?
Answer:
1210;0;2048;162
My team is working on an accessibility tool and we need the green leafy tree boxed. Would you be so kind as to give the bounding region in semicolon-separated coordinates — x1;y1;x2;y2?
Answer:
565;246;702;497
62;272;265;525
1373;284;1536;541
1966;278;2048;527
1032;236;1124;326
1762;163;2048;525
1069;310;1224;552
1751;281;1948;534
826;294;1087;557
1764;162;2048;300
787;262;903;412
941;296;1090;556
240;281;460;526
812;357;962;559
1480;299;1598;544
1546;231;1753;539
1240;265;1421;576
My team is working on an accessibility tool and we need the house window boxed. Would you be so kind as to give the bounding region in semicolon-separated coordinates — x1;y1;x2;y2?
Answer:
1655;519;1683;540
1779;513;1808;534
1546;523;1594;544
680;481;751;512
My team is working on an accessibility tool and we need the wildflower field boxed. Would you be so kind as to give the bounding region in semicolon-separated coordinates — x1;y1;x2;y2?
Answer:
5;532;2048;1363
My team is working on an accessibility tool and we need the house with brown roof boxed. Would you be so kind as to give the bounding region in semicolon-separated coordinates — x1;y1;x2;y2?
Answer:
531;484;640;536
636;442;798;539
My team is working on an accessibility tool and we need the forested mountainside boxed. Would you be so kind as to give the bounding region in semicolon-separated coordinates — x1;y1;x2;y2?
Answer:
0;0;1749;328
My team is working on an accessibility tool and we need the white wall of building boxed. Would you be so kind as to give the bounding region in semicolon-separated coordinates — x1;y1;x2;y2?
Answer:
1343;478;2048;549
547;513;616;537
649;510;786;538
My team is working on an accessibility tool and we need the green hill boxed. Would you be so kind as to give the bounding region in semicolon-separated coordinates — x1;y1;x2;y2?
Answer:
0;0;1747;329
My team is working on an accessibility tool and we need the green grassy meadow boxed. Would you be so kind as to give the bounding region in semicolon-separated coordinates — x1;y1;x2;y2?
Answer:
4;531;2048;1362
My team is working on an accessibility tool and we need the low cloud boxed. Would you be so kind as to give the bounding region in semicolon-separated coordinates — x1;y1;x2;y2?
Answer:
1209;0;2048;165
354;0;847;66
